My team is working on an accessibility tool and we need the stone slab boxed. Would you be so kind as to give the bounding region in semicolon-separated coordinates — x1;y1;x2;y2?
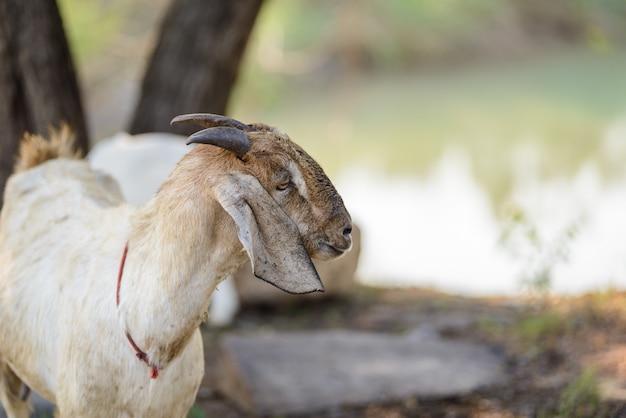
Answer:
0;391;55;418
216;329;505;416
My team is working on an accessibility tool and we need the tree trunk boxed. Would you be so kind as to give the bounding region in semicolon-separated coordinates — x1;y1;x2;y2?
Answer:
0;0;88;207
129;0;264;136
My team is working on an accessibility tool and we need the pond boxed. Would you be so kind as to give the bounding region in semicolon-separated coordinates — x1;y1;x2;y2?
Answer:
234;49;626;296
336;124;626;295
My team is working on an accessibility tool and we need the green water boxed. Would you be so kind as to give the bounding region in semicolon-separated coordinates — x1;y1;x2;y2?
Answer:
233;48;626;205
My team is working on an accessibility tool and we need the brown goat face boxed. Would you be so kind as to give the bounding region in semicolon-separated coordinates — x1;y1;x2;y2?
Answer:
175;113;353;294
246;130;353;262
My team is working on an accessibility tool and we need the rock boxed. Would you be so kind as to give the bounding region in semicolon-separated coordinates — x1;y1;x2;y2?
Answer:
216;329;505;416
234;223;361;305
0;391;55;418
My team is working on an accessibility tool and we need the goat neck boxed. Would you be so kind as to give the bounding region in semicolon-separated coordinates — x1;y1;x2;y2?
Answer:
118;150;246;370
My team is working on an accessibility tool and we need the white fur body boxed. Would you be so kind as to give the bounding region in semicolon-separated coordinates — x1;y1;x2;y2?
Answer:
0;158;243;416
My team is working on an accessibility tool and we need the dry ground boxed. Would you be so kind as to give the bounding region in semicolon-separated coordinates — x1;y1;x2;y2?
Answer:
194;287;626;418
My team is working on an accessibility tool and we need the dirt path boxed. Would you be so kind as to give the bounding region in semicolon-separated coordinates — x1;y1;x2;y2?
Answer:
195;287;626;417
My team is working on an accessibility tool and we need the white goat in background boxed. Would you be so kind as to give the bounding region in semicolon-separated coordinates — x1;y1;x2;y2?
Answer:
0;114;352;417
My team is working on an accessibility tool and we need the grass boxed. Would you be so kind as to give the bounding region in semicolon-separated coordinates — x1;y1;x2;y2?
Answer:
57;0;127;64
476;291;625;416
544;368;607;418
479;289;626;359
515;311;570;341
186;403;205;418
481;307;573;360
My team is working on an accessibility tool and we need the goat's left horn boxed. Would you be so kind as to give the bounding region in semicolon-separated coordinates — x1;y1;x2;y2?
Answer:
184;127;251;158
170;113;254;132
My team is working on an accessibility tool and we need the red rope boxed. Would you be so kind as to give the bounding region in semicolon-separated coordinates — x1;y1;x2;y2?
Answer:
116;242;159;379
116;242;128;307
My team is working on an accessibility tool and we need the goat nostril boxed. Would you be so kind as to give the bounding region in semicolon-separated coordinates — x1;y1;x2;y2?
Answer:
342;226;352;238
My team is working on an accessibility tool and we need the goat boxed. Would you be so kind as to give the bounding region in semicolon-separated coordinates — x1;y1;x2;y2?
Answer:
0;114;352;417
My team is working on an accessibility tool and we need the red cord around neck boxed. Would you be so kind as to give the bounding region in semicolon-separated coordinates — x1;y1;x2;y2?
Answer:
116;242;159;379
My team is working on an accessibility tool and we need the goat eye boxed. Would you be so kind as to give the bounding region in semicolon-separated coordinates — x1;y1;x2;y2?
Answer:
276;181;291;191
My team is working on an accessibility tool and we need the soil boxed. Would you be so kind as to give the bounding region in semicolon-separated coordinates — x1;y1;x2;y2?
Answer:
195;287;626;418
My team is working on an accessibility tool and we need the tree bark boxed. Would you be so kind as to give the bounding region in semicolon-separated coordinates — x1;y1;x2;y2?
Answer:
129;0;264;136
0;0;88;207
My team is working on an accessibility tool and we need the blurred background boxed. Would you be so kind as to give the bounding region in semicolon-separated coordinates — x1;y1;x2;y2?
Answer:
60;0;626;296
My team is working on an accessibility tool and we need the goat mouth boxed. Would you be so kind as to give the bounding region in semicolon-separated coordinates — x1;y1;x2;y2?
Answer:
315;242;347;260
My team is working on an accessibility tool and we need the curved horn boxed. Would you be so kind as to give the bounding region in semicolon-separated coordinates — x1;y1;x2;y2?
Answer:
170;113;254;132
185;127;251;158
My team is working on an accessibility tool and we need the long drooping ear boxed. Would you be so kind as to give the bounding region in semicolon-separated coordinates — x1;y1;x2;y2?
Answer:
213;173;324;294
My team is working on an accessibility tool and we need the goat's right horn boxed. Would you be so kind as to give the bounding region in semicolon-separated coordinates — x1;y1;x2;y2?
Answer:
185;127;251;158
170;113;254;132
